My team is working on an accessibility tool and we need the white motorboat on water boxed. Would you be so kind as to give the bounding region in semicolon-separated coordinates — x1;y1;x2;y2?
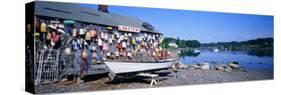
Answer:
213;48;219;52
105;59;177;80
193;49;201;53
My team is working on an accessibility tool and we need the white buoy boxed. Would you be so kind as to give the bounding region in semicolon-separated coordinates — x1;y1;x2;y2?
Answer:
64;48;71;55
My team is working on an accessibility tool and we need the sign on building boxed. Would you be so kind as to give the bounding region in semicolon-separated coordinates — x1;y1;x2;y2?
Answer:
118;25;141;33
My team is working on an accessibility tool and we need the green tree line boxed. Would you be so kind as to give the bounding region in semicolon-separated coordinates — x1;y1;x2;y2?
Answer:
161;37;201;48
201;38;273;48
201;37;273;56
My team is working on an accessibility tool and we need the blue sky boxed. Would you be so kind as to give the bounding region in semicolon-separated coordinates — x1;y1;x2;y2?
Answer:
81;4;273;43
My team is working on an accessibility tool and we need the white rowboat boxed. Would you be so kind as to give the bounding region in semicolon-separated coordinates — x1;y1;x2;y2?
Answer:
105;59;177;80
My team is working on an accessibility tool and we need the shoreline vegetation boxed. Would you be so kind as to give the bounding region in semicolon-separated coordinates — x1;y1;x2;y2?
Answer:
162;37;273;57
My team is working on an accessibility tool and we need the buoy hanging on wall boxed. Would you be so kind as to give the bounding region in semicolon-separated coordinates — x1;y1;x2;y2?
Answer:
40;22;47;32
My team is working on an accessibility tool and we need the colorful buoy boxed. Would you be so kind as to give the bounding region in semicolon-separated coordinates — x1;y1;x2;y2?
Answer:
40;22;47;32
63;20;76;25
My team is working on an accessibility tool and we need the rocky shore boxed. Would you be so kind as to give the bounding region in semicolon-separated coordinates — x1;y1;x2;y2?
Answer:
35;64;273;94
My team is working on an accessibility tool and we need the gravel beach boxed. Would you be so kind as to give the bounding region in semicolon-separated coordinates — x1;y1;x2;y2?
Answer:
35;68;273;94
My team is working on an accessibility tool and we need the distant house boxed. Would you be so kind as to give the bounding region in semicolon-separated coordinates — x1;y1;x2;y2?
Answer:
168;42;178;48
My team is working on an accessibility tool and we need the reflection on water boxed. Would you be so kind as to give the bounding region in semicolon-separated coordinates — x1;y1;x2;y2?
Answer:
247;49;273;57
180;51;273;71
179;50;200;57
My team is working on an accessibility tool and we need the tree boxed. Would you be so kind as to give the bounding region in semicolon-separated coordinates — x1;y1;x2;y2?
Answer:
162;37;201;48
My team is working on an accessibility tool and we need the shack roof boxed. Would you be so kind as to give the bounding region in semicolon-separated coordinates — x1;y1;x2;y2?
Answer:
34;1;162;34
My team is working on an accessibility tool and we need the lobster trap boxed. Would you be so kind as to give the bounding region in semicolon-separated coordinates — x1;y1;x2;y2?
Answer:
35;49;60;85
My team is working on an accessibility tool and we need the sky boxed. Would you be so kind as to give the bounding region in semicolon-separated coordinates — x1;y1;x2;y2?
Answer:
80;4;273;43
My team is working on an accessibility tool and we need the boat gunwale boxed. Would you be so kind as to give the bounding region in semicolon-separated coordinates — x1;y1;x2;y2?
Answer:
109;67;173;75
104;59;178;64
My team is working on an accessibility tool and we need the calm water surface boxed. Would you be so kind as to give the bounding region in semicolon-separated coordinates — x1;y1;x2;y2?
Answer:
180;51;273;71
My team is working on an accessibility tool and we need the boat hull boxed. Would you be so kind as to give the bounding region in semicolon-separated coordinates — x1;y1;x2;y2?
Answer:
105;61;176;80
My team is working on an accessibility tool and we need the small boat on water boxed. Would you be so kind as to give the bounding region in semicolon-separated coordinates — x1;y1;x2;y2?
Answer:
193;49;201;53
213;48;219;52
105;59;177;80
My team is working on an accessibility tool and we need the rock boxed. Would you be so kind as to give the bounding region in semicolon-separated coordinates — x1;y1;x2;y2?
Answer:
188;64;197;69
215;64;232;72
232;61;239;64
187;63;210;70
216;65;224;71
210;65;216;70
200;63;210;70
61;78;68;82
193;64;201;69
171;65;178;72
228;63;239;68
76;78;84;84
228;62;239;69
178;62;188;69
183;63;211;70
224;66;233;73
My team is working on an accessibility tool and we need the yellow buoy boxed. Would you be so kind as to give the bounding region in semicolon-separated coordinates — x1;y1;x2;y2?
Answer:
40;22;47;32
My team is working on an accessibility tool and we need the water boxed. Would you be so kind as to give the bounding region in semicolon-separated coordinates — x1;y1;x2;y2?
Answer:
180;51;273;71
